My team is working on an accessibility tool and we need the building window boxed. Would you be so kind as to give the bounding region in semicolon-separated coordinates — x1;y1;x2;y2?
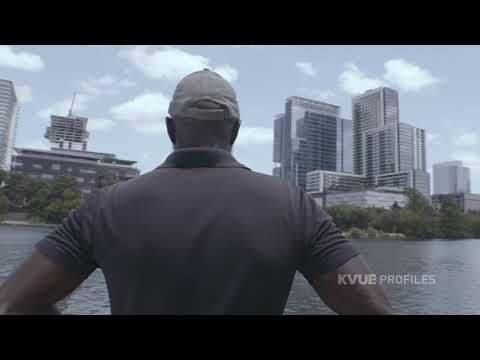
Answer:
51;163;61;171
76;177;85;183
81;188;91;194
12;161;23;167
79;168;96;174
67;167;73;172
32;164;43;169
41;174;55;180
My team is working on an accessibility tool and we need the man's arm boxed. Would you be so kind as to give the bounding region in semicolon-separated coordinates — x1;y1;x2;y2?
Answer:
298;190;393;315
311;254;393;315
0;250;87;315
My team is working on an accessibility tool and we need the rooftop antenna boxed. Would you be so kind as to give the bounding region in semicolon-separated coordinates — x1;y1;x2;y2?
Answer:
68;92;76;117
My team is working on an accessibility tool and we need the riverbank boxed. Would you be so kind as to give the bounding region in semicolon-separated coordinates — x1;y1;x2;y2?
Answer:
0;221;58;230
344;228;407;240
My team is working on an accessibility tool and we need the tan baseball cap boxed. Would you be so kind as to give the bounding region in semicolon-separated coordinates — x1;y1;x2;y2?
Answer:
168;69;240;122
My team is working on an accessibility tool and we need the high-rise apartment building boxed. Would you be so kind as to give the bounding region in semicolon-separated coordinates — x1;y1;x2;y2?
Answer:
273;96;352;189
0;79;19;171
272;113;284;177
337;118;353;173
363;122;427;180
433;161;471;195
352;87;399;175
351;86;429;199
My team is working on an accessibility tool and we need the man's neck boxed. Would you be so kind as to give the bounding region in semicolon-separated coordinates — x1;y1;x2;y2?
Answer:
173;144;232;153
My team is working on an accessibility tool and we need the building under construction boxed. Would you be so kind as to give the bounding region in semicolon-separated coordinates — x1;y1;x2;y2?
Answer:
43;93;89;151
11;93;140;195
45;115;89;151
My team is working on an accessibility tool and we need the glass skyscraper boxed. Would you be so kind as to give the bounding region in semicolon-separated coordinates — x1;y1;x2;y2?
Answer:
352;87;399;176
0;79;19;172
273;96;351;189
337;118;353;173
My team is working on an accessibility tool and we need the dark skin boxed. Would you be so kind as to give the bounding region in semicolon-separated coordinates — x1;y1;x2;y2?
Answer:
0;116;393;315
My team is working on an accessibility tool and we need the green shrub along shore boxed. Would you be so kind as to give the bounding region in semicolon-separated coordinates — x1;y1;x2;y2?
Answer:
1;170;480;239
328;188;480;240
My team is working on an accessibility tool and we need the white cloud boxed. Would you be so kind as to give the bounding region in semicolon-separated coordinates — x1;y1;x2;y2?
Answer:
110;92;170;135
15;84;33;103
110;92;169;122
213;65;239;83
383;59;439;92
339;60;439;95
236;126;273;146
339;63;385;95
87;118;116;131
427;132;440;144
37;94;91;119
452;132;478;147
119;46;239;83
295;62;317;77
80;74;136;96
0;45;45;72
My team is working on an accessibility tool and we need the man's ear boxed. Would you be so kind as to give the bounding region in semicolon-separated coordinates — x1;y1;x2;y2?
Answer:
166;117;176;145
230;121;240;145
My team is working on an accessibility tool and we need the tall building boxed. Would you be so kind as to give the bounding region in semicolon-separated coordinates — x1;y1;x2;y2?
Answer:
412;126;427;171
272;113;283;176
363;122;427;180
45;115;89;151
351;86;429;199
337;118;353;173
0;79;19;171
433;161;471;195
274;96;351;189
352;87;399;175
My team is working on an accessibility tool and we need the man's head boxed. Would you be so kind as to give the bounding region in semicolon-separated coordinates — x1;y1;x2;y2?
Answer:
166;69;241;151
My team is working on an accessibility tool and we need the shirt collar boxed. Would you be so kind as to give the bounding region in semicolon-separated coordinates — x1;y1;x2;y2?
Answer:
157;147;251;170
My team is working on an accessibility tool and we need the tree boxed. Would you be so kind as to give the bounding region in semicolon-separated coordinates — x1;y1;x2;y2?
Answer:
4;173;32;209
33;176;84;224
404;187;431;213
0;192;9;222
438;197;465;239
0;169;8;185
28;182;51;221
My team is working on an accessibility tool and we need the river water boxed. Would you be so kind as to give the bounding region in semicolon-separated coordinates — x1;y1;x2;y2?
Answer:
1;225;480;315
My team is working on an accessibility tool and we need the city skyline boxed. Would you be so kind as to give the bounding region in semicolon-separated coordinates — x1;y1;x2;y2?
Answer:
1;45;479;191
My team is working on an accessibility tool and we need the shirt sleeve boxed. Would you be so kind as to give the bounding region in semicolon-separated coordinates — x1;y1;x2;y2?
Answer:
297;191;360;284
35;194;99;277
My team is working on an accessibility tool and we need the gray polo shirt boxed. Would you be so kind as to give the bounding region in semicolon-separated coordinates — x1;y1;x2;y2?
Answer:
36;147;359;314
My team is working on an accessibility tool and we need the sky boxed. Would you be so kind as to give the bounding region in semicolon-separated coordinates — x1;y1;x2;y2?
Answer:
1;45;479;192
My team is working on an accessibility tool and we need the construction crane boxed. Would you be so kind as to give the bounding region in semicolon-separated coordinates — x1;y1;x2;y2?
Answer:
68;92;77;117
